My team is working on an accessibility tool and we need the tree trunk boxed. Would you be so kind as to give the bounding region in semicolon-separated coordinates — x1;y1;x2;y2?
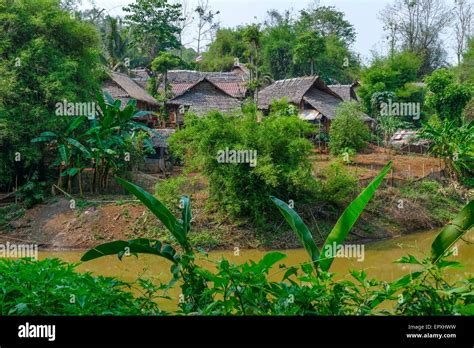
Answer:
78;170;83;197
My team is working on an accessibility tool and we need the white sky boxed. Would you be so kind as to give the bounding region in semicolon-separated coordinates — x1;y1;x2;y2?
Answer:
83;0;458;64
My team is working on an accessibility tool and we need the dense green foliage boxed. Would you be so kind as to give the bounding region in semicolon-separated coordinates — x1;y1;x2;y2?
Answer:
358;52;424;117
31;93;154;194
329;102;371;155
0;0;102;190
123;0;182;57
458;38;474;85
420;119;473;184
425;68;472;126
168;105;316;223
75;176;472;316
201;6;360;83
0;258;161;315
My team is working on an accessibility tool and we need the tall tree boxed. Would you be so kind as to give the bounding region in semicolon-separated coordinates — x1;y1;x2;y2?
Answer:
243;24;262;100
453;0;473;64
0;0;101;190
151;52;182;97
297;5;356;45
294;31;325;76
103;16;132;72
123;0;183;58
380;0;452;75
174;0;195;58
194;0;220;56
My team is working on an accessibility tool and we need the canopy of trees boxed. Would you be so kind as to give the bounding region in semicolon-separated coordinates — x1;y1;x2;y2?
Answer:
0;0;102;190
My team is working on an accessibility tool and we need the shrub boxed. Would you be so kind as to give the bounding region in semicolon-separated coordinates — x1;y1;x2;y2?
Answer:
168;103;317;223
0;258;161;315
329;102;371;155
316;162;358;206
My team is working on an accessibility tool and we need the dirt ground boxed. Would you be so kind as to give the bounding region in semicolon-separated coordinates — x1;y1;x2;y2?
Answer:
0;146;460;251
313;144;445;181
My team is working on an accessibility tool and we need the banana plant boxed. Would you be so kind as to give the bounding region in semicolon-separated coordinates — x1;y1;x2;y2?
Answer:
86;92;156;192
81;177;192;261
271;161;392;272
431;200;473;264
32;116;91;191
369;200;473;309
81;177;211;310
81;177;193;283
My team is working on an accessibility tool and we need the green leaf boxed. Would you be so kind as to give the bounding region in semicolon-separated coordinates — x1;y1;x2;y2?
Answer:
393;254;423;265
103;91;116;106
458;303;474;315
256;252;287;272
66;137;91;157
270;196;320;267
369;271;423;309
431;200;473;264
132;110;151;119
181;196;191;234
58;144;68;165
65;116;86;136
81;238;178;264
320;161;392;271
115;177;187;248
31;136;55;143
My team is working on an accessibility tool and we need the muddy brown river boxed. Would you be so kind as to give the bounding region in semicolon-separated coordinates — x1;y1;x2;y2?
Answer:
38;229;473;311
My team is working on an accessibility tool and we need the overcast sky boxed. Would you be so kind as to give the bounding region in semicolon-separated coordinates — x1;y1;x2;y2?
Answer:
83;0;457;64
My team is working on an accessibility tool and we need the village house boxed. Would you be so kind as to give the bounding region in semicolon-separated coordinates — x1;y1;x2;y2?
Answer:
158;63;249;125
165;77;243;125
102;71;161;127
328;82;360;102
258;76;374;135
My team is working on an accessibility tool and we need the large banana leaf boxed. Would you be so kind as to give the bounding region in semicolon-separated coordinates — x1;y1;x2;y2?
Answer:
66;137;91;157
270;196;320;266
319;161;392;271
181;196;192;235
81;238;178;263
65;116;86;136
431;200;473;264
31;131;58;142
115;177;187;247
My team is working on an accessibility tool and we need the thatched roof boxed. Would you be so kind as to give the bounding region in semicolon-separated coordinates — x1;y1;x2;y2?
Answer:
159;68;248;99
167;77;241;115
258;76;342;107
303;88;342;120
258;76;376;123
231;62;251;79
130;68;152;89
103;71;159;106
257;76;343;118
328;84;359;102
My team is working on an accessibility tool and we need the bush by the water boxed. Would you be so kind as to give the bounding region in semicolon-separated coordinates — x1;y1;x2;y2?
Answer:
169;102;317;223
